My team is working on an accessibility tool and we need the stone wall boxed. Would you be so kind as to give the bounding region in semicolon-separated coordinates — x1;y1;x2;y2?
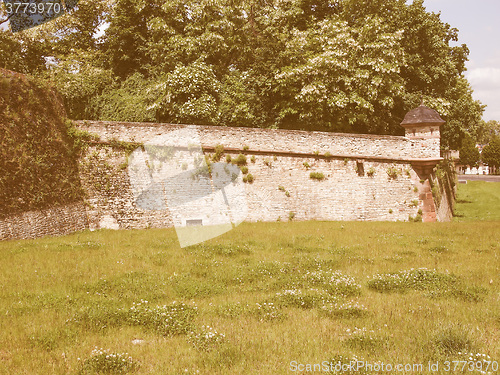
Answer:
76;121;451;231
0;202;88;241
77;121;441;161
1;120;451;241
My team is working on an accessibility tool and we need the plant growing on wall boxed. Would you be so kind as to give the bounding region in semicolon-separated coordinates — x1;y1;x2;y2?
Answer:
233;154;247;166
310;172;325;181
212;144;225;162
386;166;401;180
243;174;254;183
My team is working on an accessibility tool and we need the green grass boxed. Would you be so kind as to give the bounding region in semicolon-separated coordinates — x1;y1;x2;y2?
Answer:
454;181;500;221
0;220;499;374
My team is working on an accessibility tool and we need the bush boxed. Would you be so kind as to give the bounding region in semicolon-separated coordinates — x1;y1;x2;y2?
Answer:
366;167;376;177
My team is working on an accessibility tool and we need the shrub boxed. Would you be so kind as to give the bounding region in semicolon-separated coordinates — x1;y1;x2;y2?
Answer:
263;158;272;167
303;162;311;169
243;145;250;151
251;155;256;163
285;191;290;197
278;185;286;192
240;166;249;174
79;347;139;374
245;173;254;183
225;155;232;163
310;172;325;181
366;167;376;177
288;211;295;221
324;152;332;158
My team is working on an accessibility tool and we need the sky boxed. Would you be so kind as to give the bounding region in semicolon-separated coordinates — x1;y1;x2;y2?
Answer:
422;0;500;121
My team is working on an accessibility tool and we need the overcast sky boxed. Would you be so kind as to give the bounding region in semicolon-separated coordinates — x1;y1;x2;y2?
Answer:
422;0;500;121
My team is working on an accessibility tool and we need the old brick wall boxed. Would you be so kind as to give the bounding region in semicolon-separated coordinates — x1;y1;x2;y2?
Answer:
0;202;88;241
76;121;449;229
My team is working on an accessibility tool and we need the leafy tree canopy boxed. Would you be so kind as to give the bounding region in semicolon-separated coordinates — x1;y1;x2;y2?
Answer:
2;0;487;148
458;134;480;168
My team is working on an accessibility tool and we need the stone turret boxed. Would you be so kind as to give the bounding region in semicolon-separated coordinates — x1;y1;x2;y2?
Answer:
401;104;446;223
401;104;445;175
401;104;444;159
400;104;445;141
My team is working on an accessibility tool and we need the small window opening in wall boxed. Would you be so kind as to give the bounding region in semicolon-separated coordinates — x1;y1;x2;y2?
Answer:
356;161;364;176
186;219;203;226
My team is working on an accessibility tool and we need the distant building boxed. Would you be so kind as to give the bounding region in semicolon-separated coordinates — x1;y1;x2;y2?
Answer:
454;144;490;175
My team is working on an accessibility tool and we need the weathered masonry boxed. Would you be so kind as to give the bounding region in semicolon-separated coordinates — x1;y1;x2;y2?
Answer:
0;104;454;241
75;105;452;233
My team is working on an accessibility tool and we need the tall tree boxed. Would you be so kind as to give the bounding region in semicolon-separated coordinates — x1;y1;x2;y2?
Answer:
482;136;500;175
459;135;480;168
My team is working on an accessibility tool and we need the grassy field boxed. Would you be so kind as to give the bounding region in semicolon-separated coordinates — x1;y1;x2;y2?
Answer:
0;185;499;374
454;181;500;221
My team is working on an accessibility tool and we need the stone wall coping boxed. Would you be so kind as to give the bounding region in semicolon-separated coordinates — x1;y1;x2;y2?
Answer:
76;120;409;142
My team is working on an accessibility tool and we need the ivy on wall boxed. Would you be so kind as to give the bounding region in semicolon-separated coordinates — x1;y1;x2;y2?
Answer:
0;69;89;218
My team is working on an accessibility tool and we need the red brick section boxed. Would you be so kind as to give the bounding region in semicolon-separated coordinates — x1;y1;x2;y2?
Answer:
419;180;437;222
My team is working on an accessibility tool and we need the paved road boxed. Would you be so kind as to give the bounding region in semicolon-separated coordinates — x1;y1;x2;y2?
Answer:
457;174;500;182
